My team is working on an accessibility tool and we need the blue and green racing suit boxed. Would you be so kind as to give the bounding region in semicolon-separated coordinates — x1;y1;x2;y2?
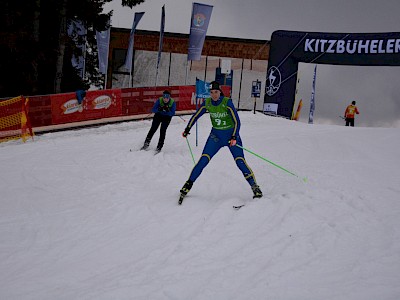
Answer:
185;95;257;187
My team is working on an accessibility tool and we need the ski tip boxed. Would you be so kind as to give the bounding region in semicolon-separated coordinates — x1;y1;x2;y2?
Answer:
233;205;245;210
178;194;185;205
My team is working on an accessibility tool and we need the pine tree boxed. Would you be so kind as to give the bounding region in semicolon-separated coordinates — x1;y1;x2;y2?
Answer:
0;0;145;97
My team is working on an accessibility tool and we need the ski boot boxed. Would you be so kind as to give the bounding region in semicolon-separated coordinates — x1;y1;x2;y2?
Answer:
140;140;150;151
179;180;193;205
155;145;162;154
251;184;263;199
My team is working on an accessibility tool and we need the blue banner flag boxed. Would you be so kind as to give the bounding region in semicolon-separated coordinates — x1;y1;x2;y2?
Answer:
96;21;110;75
196;78;211;99
308;65;317;124
67;19;87;78
188;3;213;61
155;5;165;85
123;12;145;72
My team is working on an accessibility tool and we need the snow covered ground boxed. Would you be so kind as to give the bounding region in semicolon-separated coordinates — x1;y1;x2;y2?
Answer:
1;112;400;300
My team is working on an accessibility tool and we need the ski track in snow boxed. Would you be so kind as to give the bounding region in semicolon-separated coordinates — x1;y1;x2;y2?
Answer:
1;112;400;300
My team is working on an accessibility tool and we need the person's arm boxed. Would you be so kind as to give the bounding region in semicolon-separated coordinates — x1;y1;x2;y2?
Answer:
152;100;161;114
182;101;207;136
355;106;360;114
227;99;241;137
227;99;241;146
168;101;176;116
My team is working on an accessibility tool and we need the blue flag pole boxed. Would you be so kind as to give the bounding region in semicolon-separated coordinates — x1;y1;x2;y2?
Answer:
308;65;317;124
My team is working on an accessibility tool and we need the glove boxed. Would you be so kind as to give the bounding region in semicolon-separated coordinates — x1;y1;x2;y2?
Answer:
158;106;163;112
182;127;190;138
229;136;237;147
163;106;170;112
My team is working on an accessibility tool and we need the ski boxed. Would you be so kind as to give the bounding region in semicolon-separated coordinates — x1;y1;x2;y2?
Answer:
233;204;245;210
233;194;262;210
130;147;151;152
178;193;186;205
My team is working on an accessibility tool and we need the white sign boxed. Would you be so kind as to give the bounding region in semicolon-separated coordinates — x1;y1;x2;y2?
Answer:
252;80;261;98
264;103;278;114
221;59;231;74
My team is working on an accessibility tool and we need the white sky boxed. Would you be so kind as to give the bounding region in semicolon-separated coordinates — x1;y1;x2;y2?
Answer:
104;0;399;40
103;0;400;127
1;112;400;298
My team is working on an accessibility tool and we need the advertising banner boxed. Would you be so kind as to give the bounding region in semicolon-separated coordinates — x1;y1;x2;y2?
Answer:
155;5;165;85
195;78;210;99
67;19;87;78
51;90;122;125
176;86;197;111
188;3;213;61
123;12;145;72
96;23;110;75
265;30;400;119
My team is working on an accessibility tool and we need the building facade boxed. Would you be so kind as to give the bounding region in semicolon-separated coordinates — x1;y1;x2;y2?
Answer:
107;28;270;110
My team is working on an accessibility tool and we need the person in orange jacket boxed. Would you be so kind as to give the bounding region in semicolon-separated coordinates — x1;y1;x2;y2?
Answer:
344;101;360;127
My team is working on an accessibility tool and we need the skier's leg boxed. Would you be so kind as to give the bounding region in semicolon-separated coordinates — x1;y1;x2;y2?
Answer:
180;133;222;196
229;140;256;186
157;117;171;151
229;137;262;198
188;133;221;182
142;115;161;149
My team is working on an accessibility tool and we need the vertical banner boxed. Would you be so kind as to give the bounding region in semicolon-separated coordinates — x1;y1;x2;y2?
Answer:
188;3;213;61
96;23;110;75
195;78;210;99
308;65;317;124
292;70;301;119
195;78;211;146
293;99;303;121
123;12;145;72
155;5;165;86
67;19;87;78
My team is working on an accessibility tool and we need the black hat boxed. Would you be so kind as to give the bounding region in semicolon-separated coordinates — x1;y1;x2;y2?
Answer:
352;100;356;105
163;90;171;98
209;81;221;91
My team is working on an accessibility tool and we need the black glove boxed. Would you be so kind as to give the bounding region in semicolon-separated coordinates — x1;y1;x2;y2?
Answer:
182;127;190;138
158;106;163;112
163;106;170;112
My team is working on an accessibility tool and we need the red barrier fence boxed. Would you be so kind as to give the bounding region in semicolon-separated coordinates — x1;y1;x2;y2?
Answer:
26;85;231;131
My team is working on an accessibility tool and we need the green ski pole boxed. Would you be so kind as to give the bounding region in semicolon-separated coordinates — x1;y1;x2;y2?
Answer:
185;137;196;165
236;144;307;182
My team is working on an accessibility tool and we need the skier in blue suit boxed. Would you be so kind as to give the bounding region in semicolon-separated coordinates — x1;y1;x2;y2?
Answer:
141;90;176;153
179;81;262;203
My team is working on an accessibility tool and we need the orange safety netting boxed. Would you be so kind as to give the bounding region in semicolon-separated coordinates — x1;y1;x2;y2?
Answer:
0;96;34;143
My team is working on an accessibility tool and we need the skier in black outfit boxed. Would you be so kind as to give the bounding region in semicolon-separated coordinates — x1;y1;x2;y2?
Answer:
141;90;176;153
